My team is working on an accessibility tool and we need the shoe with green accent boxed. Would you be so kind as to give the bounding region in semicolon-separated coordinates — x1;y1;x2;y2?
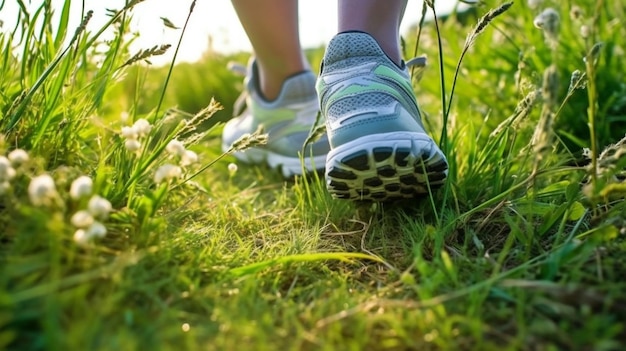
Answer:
316;31;448;201
222;60;329;177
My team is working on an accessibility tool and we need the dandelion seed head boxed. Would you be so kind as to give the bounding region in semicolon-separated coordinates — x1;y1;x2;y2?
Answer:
154;164;182;184
125;139;142;152
166;139;186;157
8;149;29;166
181;150;198;166
88;195;112;219
28;174;57;206
70;175;93;200
132;118;152;137
71;210;95;228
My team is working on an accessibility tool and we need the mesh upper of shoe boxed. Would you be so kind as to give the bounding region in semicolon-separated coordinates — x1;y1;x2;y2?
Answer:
316;31;449;201
222;59;329;161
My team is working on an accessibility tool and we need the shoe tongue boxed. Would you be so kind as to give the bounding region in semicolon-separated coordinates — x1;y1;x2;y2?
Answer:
323;31;385;66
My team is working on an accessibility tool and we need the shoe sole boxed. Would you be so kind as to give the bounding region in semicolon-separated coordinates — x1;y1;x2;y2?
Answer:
325;132;448;201
222;142;326;178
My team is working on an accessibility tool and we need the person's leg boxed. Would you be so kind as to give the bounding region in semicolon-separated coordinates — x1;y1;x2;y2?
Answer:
231;0;309;100
338;0;406;65
318;0;448;201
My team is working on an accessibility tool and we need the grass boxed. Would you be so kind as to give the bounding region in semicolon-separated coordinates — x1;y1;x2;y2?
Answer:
1;0;625;350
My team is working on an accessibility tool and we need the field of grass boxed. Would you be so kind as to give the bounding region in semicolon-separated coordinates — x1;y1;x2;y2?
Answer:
1;0;625;350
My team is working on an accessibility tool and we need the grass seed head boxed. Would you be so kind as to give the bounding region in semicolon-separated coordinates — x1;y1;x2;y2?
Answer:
228;125;268;153
465;2;513;49
541;64;560;107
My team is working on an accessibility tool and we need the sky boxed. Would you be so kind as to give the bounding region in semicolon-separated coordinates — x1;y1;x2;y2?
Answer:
1;0;465;65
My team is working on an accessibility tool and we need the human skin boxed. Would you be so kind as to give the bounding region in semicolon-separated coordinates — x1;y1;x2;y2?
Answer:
231;0;408;100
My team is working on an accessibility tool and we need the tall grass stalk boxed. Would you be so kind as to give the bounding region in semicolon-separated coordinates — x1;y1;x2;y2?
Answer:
425;0;449;154
585;42;602;207
5;8;92;133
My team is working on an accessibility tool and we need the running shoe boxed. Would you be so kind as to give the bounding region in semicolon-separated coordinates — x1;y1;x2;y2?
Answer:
316;31;448;201
222;60;330;177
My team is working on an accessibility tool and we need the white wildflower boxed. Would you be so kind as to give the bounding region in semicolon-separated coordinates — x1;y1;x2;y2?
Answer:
125;139;142;152
166;139;186;157
0;156;15;181
71;210;95;228
534;8;560;49
73;229;90;246
8;149;29;167
120;111;130;123
86;221;107;238
88;195;112;219
0;181;10;195
580;25;590;39
28;174;57;206
228;163;238;177
69;176;93;200
121;126;138;139
533;8;559;32
73;220;107;246
527;0;543;10
132;118;152;137
154;164;182;184
181;150;198;166
570;6;583;21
